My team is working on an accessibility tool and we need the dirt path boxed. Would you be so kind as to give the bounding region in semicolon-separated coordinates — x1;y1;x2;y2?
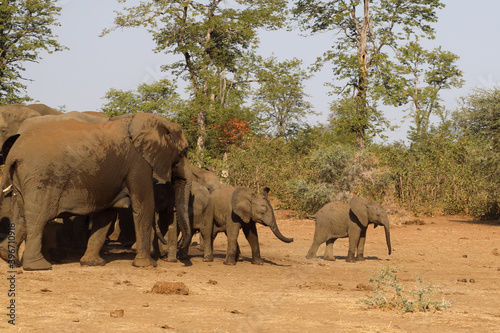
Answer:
1;211;500;332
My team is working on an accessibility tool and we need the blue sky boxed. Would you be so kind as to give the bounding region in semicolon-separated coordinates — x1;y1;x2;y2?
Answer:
24;0;500;143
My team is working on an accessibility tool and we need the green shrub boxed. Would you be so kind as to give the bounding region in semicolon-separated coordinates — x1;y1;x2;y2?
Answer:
222;136;310;194
279;180;333;216
361;266;451;312
377;134;499;218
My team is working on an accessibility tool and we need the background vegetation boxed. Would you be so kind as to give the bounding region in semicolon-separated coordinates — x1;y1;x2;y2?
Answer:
1;1;498;219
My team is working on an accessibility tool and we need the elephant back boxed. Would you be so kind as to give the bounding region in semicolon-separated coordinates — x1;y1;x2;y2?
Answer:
211;185;235;226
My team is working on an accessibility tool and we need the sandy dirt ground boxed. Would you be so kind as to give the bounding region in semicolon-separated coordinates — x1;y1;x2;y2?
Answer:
1;209;500;332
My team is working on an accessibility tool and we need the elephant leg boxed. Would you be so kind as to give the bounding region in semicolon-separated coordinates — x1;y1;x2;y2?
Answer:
165;212;179;262
61;217;73;254
224;221;241;265
201;203;215;262
356;229;367;261
130;197;157;268
306;238;323;259
62;216;88;257
23;210;52;271
198;235;205;252
346;224;362;263
242;223;263;265
117;207;136;246
0;194;25;265
235;242;242;262
80;209;115;266
324;238;336;261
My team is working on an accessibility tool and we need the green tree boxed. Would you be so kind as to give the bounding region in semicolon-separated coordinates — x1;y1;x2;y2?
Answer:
378;41;464;142
293;0;444;148
0;0;65;104
252;57;315;138
101;79;182;117
454;88;500;188
103;0;288;156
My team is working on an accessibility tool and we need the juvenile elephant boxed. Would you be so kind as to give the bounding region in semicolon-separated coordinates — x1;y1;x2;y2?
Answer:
190;165;222;193
306;196;392;262
203;186;293;265
0;113;192;271
154;181;212;262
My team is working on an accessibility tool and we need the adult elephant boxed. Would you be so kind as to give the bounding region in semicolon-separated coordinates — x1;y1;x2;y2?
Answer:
203;186;293;265
0;103;63;161
306;196;392;262
0;113;192;271
22;103;61;115
0;111;112;258
0;105;40;153
1;111;110;163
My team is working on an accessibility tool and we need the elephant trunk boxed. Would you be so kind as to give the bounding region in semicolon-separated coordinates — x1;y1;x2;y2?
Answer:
174;178;192;248
384;224;392;255
270;223;294;243
154;216;168;245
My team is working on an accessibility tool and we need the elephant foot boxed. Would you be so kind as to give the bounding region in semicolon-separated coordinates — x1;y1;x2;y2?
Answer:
251;257;264;265
346;251;356;263
164;256;177;263
23;257;52;271
132;256;157;268
305;253;316;260
324;256;336;261
356;254;365;261
203;255;213;262
80;256;106;266
223;259;236;265
0;245;13;263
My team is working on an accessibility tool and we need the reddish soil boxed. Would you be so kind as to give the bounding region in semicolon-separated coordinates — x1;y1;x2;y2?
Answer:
1;210;499;332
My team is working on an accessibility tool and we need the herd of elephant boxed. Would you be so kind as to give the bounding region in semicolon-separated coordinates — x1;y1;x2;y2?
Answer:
0;104;391;271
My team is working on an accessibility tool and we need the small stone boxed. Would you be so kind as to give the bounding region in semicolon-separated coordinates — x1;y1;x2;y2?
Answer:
462;254;468;258
207;279;218;285
469;279;475;283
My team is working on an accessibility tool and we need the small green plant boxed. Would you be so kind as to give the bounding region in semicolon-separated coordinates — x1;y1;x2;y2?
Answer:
361;266;451;312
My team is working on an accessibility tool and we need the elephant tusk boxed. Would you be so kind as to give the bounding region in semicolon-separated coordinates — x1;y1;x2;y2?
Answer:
3;184;12;193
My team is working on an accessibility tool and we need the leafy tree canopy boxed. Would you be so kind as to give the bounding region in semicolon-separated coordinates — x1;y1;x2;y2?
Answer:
293;0;446;148
101;79;182;117
252;56;316;138
0;0;66;104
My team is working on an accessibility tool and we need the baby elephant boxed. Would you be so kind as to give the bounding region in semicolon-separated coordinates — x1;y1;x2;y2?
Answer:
306;196;391;262
203;186;294;265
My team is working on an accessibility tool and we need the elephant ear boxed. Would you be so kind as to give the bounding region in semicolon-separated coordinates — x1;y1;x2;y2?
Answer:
350;196;369;227
232;187;254;223
262;186;270;200
128;113;188;181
